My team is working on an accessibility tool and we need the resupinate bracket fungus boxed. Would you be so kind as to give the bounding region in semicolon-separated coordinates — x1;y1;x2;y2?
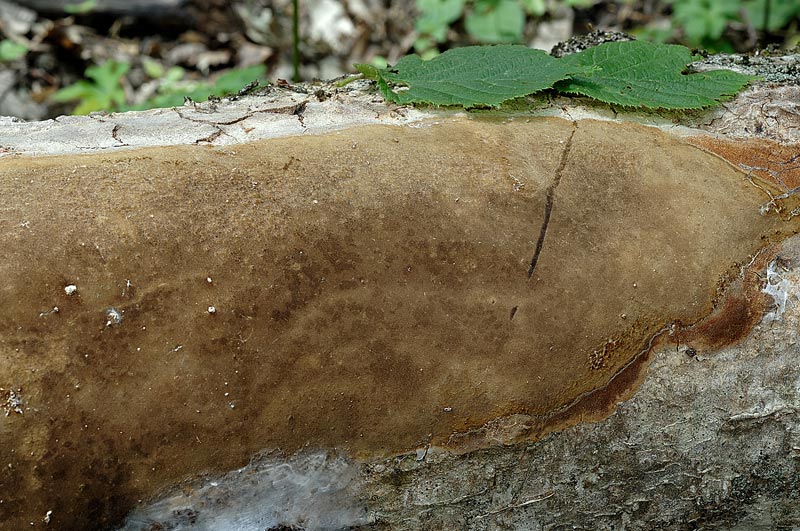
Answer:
1;114;798;529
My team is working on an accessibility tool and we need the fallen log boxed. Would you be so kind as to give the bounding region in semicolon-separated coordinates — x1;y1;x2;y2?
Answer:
1;52;799;530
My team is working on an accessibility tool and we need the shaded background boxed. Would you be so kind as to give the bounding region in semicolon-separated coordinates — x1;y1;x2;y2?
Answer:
0;0;798;120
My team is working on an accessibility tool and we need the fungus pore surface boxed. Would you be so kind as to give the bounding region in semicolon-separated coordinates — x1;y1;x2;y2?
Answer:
0;116;794;529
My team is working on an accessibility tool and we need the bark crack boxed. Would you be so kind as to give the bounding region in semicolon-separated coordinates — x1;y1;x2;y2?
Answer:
111;123;125;145
175;100;309;143
527;123;578;279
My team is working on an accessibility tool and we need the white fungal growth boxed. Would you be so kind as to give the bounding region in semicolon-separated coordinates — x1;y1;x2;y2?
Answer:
762;259;797;323
105;307;123;327
64;285;77;295
208;306;216;314
119;451;366;530
2;388;24;416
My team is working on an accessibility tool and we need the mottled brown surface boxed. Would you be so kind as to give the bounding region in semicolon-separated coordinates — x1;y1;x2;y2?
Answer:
0;117;794;530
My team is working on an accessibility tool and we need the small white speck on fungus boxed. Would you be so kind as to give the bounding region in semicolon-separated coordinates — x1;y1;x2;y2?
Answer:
105;308;122;326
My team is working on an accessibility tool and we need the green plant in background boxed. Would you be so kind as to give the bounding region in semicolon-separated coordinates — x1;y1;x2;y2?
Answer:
668;0;741;47
128;58;188;110
51;57;266;114
126;64;266;111
649;0;800;49
416;0;800;55
746;0;800;33
52;60;129;114
0;40;28;62
415;0;597;54
415;0;537;53
141;57;185;84
415;0;467;56
465;0;527;43
63;0;98;14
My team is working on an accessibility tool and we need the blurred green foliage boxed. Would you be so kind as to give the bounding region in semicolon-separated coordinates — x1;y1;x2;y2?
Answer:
415;0;583;53
465;0;527;43
125;64;266;111
746;0;800;32
64;0;98;14
668;0;741;46
415;0;594;52
415;0;800;54
0;40;28;62
51;59;266;115
664;0;800;49
52;60;129;114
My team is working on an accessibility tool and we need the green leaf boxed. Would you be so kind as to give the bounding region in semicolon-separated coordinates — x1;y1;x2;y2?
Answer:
122;65;267;112
371;55;389;69
359;41;756;111
64;0;97;13
354;63;397;102
555;40;758;109
365;45;584;108
210;65;266;94
163;66;186;84
85;60;130;93
0;40;28;62
355;63;380;80
52;81;111;114
142;57;165;79
465;0;526;43
51;81;96;102
50;60;129;114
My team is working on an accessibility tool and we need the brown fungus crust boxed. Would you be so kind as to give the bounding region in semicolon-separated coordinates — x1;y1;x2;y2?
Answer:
0;116;796;529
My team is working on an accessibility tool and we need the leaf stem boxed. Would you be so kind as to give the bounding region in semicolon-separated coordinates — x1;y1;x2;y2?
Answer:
335;74;364;87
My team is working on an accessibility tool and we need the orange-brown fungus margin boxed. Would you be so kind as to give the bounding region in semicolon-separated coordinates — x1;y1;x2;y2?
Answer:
687;136;800;189
1;117;797;530
675;245;776;353
536;241;781;443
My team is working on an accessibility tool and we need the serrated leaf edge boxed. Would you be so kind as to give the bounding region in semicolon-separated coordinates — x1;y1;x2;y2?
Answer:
363;42;760;111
